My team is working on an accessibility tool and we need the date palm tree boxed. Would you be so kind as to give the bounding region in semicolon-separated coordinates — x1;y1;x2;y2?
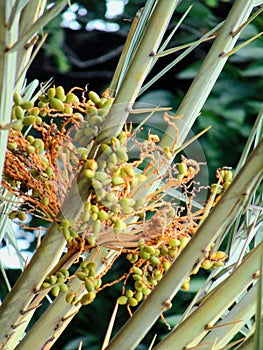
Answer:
0;1;262;349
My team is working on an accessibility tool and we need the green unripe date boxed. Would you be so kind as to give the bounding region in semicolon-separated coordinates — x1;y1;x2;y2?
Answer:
92;220;101;234
95;278;102;290
85;278;95;292
106;192;118;203
86;106;98;115
20;101;34;110
14;106;24;119
132;274;142;281
49;97;65;111
66;292;74;304
18;212;27;221
42;282;51;289
45;166;53;178
88;267;96;277
132;267;143;276
13;92;22;105
178;162;188;175
81;292;96;305
26;135;34;143
88;91;101;105
125;290;133;298
117;296;128;305
47;88;56;99
60;268;69;277
134;280;144;291
7;142;18;151
135;291;143;302
62;227;71;241
35;116;42;124
55;86;66;101
180;236;191;249
83;170;95;181
94;171;109;182
59;283;68;293
112;176;125;186
65;92;79;104
144;246;156;255
23;115;36;125
139;251;151;260
224;170;233;182
168;248;177;257
32;139;44;153
160;245;169;256
98;210;109;221
163;261;171;271
168;238;180;247
39;94;49;103
150;256;160;266
64;107;73;114
76;271;87;281
128;297;138;307
49;275;57;285
51;285;60;297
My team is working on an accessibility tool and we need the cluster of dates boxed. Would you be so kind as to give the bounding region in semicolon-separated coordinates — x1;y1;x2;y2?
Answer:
4;85;229;311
